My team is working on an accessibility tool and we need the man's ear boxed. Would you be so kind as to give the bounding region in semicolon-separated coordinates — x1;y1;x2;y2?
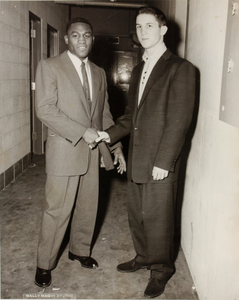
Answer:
92;36;95;44
161;25;168;36
64;35;68;45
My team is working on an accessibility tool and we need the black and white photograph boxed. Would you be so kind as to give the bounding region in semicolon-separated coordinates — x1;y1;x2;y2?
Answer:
0;0;238;299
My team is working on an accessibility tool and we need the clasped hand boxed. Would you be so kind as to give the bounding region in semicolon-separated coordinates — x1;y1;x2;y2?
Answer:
83;129;110;149
82;128;98;149
83;129;126;174
95;131;111;143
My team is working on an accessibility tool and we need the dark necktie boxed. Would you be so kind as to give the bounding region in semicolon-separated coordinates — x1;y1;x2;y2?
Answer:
81;62;91;109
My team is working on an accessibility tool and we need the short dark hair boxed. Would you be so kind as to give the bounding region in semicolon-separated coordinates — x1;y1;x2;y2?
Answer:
136;6;167;26
66;17;93;34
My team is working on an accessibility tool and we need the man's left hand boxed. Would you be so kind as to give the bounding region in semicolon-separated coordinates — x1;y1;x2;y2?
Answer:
152;166;169;180
113;148;126;174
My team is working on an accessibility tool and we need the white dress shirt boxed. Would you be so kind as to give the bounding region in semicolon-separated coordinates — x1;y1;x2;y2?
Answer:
67;50;93;100
138;42;167;105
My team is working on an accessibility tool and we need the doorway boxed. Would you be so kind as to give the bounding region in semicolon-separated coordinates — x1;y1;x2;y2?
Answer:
47;24;59;58
29;16;59;154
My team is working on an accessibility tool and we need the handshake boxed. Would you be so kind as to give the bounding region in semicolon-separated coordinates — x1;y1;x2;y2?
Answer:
82;128;111;149
82;128;126;174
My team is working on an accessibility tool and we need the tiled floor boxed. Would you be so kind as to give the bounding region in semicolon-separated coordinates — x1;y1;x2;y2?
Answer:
1;154;198;299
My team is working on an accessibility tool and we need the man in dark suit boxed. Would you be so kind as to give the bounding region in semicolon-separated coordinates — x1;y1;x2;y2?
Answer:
34;17;126;288
96;6;196;298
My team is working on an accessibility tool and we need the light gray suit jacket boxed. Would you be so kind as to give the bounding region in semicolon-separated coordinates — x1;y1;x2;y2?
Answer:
35;51;117;176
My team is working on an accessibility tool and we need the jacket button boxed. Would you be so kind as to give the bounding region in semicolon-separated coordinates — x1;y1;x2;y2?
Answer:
134;127;138;131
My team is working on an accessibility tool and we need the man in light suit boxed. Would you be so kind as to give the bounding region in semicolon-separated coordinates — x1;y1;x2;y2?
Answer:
34;17;126;288
96;6;196;298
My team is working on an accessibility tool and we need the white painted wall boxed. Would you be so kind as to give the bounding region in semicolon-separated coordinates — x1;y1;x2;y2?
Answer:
175;0;188;57
182;0;239;299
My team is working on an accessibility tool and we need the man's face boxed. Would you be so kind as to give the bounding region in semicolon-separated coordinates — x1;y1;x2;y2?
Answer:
136;13;165;51
64;22;94;60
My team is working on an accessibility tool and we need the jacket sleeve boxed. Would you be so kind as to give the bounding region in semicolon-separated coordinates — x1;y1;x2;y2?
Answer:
154;60;196;171
35;59;88;146
106;105;132;144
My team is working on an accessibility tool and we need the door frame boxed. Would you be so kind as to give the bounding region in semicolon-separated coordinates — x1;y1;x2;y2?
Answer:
29;12;42;154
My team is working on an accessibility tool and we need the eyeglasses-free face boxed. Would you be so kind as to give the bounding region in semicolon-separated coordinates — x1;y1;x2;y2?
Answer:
64;22;95;60
136;14;167;53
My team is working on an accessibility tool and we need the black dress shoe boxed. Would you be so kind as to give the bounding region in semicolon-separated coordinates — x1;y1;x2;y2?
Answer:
68;251;98;269
144;278;167;298
117;258;148;273
34;267;51;288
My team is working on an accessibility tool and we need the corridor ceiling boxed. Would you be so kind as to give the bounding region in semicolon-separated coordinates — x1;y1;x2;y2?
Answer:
55;0;146;8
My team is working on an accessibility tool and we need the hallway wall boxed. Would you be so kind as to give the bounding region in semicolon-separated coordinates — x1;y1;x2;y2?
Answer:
181;0;239;299
148;0;188;58
0;1;69;190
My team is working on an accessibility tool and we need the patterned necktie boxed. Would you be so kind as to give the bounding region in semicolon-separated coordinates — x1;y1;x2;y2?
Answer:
81;62;91;108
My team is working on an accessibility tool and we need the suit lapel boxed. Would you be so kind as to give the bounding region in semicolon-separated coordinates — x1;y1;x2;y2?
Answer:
89;61;100;117
132;62;144;124
60;52;91;118
138;49;172;111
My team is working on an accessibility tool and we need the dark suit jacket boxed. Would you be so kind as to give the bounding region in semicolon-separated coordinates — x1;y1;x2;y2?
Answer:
35;51;118;176
107;49;196;183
